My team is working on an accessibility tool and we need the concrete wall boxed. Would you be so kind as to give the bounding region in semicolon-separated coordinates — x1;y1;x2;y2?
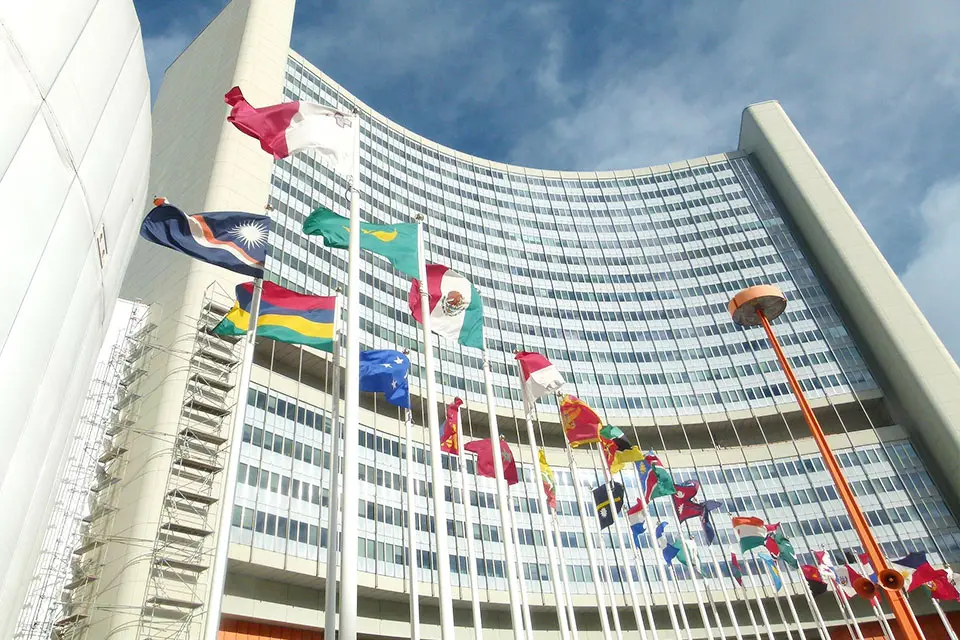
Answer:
0;1;151;634
90;0;295;637
739;101;960;506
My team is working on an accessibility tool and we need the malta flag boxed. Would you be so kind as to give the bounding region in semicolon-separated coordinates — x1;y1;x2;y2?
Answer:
410;264;484;349
224;86;355;172
464;438;519;485
515;352;565;415
440;398;463;454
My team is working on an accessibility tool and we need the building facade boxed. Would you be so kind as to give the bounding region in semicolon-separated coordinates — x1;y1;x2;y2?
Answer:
70;0;960;638
0;1;152;636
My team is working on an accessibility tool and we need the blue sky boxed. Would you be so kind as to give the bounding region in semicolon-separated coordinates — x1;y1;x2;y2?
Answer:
135;0;960;357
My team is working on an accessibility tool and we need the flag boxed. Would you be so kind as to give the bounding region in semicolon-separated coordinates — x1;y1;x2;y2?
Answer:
802;565;829;596
732;516;768;553
891;552;943;591
926;573;960;601
464;438;519;485
515;352;565;415
856;552;878;583
845;564;877;603
759;550;783;591
224;86;355;169
626;499;646;547
592;482;625;529
139;201;270;277
559;395;602;448
359;350;410;408
655;522;685;564
538;449;557;512
701;507;719;545
440;398;463;454
765;530;798;569
636;453;676;502
410;264;484;349
212;281;335;351
673;480;705;522
731;553;744;587
303;206;420;278
599;426;644;474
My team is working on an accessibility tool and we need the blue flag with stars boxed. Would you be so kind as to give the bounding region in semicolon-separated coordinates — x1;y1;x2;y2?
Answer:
359;350;411;408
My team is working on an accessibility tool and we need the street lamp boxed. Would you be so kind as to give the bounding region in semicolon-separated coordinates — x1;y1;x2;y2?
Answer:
729;285;921;640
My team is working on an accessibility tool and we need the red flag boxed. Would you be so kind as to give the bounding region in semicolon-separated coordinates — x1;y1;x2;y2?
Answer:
559;395;602;447
440;398;462;454
672;481;705;522
927;572;960;601
464;438;519;485
730;553;744;587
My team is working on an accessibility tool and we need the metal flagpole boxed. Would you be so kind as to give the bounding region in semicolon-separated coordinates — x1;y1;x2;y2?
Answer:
702;544;746;640
592;447;648;640
507;485;535;640
932;598;958;640
523;418;571;640
767;559;806;639
793;567;830;640
337;110;364;640
629;467;684;640
323;299;344;639
731;558;763;640
740;558;777;640
552;515;580;639
414;218;456;639
481;350;525;640
561;444;613;640
759;560;795;640
664;562;693;640
204;277;263;640
836;584;866;640
576;462;623;640
457;404;483;640
404;410;421;640
664;508;714;640
684;534;725;638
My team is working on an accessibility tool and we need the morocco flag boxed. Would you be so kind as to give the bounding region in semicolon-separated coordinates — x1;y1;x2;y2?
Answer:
410;264;484;349
224;87;355;172
464;438;519;485
515;352;565;415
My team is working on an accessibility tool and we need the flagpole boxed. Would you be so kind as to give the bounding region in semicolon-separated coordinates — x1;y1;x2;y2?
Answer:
323;297;344;639
833;579;866;640
594;529;624;640
729;554;763;640
701;544;745;640
793;567;830;640
560;440;613;640
629;466;684;640
664;562;694;640
850;555;897;640
592;446;648;640
740;557;777;640
457;405;483;640
507;484;535;640
552;515;580;639
932;598;958;640
684;534;726;638
768;559;805;639
759;560;795;640
523;418;571;640
414;218;456;639
337;110;364;640
482;350;525;640
404;410;421;640
204;277;262;640
664;507;714;640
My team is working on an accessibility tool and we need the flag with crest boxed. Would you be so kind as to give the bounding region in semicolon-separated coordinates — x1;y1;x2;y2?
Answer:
440;398;462;454
559;395;602;448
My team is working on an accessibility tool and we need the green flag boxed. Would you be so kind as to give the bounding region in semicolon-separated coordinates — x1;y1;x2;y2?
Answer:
770;530;799;568
302;206;420;277
599;424;625;440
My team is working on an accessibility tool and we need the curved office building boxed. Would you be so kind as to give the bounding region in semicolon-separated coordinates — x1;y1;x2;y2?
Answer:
75;1;960;639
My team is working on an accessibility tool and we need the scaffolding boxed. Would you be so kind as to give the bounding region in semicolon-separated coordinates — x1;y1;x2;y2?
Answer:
14;302;151;640
135;283;242;640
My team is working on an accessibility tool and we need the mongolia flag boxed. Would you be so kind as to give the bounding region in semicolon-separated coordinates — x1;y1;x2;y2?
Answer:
410;264;484;349
515;352;565;416
224;86;355;171
539;449;557;512
440;398;463;454
140;200;269;277
732;516;768;553
213;281;335;351
559;395;602;448
465;438;519;485
637;453;675;502
626;499;646;547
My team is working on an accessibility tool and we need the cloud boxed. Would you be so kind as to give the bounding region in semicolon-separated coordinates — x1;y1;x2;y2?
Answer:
901;176;960;358
143;31;193;100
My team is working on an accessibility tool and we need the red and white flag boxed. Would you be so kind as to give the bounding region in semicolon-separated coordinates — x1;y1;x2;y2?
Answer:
224;86;355;172
515;351;565;415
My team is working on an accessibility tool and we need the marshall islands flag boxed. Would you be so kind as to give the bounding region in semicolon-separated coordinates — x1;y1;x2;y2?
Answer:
213;281;336;352
140;199;270;277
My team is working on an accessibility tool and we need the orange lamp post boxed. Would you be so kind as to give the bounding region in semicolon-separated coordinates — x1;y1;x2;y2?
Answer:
729;285;922;640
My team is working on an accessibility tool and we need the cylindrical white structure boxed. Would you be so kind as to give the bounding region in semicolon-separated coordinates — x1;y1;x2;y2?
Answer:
0;1;151;635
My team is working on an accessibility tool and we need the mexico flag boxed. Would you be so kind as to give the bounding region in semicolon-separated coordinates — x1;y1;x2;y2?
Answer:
409;264;484;349
224;86;355;172
515;352;565;415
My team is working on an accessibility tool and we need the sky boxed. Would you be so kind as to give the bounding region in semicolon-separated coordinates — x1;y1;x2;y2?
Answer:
134;0;960;359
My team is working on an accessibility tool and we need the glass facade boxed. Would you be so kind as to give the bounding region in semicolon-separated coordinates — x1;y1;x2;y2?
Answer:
227;55;960;602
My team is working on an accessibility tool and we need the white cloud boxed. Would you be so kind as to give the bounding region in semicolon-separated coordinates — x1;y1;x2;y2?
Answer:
901;176;960;358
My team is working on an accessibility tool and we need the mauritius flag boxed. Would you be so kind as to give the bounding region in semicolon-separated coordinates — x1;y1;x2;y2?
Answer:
140;200;270;277
213;281;336;351
410;264;484;349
